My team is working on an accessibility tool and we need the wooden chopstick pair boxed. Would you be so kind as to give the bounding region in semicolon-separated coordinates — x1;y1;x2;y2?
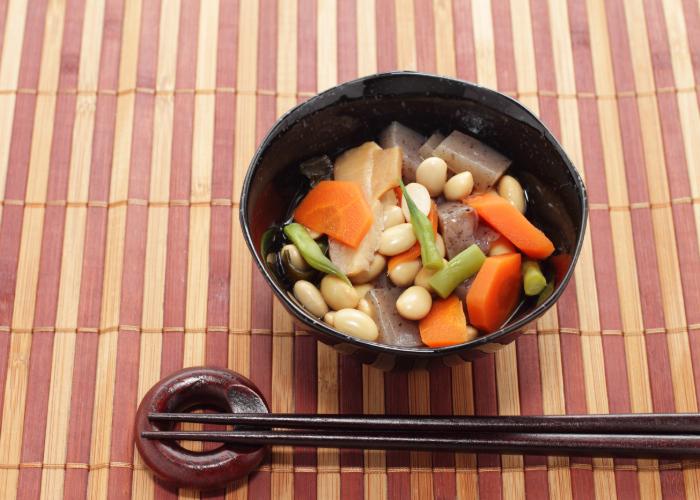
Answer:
142;413;700;458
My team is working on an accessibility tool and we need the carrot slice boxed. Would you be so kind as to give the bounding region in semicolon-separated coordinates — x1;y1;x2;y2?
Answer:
466;193;554;259
419;295;470;347
429;202;438;232
294;180;373;248
466;253;522;333
387;202;438;272
387;244;421;272
393;186;402;204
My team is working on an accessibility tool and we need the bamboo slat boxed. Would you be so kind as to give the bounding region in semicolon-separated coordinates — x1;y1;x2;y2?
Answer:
130;2;180;498
271;3;297;499
0;1;61;496
85;0;137;496
0;0;29;225
37;0;91;495
314;4;341;497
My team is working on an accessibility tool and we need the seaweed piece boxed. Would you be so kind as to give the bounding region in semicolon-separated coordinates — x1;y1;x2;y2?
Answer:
299;155;333;187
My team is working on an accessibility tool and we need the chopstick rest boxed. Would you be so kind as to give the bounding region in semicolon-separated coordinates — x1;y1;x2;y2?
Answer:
134;367;269;490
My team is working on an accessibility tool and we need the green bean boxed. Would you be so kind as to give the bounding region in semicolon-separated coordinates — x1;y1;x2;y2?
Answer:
522;260;546;296
536;280;554;306
283;223;351;285
399;180;444;271
429;244;486;299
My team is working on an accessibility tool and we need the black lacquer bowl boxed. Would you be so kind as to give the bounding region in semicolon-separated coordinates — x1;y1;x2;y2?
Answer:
240;71;587;370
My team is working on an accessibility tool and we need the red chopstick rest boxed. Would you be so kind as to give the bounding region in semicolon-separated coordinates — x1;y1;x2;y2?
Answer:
134;367;269;490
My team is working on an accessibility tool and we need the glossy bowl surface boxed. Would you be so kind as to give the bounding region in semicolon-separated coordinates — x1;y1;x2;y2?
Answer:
240;71;587;369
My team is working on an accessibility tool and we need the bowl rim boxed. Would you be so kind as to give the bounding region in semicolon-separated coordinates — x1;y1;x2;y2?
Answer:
240;70;589;358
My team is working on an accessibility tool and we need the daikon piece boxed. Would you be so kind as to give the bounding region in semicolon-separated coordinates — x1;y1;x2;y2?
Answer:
371;146;402;199
329;200;383;276
379;188;398;209
334;141;382;200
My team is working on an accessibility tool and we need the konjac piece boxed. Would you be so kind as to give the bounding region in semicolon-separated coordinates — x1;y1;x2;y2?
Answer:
378;121;426;183
366;288;423;347
472;224;501;254
433;130;511;192
418;131;445;159
437;201;479;259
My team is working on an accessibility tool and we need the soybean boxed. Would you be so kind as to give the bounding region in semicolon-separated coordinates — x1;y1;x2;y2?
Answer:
304;225;323;239
396;286;433;320
282;244;309;270
388;259;422;287
383;205;405;229
497;175;526;213
414;260;447;293
321;275;360;310
435;234;446;258
354;283;373;299
323;311;336;326
489;240;514;257
401;182;432;222
401;180;444;270
333;308;379;341
350;254;386;285
465;325;479;342
416;157;448;196
357;298;376;319
379;223;417;256
279;245;317;282
293;280;329;318
443;171;474;200
284;223;350;284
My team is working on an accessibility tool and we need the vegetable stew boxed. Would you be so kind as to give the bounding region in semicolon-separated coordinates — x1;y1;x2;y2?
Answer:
262;121;567;348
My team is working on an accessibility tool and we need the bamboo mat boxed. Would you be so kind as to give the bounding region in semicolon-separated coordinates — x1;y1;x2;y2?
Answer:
0;0;698;498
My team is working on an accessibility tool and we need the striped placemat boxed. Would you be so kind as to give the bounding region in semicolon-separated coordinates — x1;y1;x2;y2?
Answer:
0;0;699;498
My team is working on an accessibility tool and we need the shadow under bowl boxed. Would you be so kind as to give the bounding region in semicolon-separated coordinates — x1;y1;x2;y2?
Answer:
240;71;587;371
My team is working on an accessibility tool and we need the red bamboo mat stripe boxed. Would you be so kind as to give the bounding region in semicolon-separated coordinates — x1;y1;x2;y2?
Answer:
0;0;699;498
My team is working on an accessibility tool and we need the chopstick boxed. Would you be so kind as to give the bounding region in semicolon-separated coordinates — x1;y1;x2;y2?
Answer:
140;429;700;458
148;412;700;434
